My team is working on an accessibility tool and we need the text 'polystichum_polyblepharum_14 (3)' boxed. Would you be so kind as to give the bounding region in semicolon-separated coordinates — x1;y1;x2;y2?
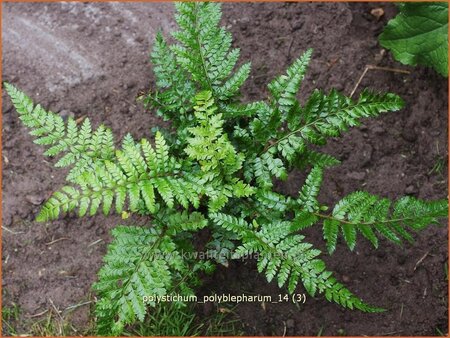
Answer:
4;2;448;335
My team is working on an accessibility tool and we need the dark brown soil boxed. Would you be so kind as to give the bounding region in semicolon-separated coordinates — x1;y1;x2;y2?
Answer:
2;2;448;336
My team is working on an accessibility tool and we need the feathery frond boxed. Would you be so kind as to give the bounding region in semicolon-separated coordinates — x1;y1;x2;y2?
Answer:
36;132;202;222
94;225;189;335
321;192;448;253
185;90;254;212
5;83;115;181
210;212;383;312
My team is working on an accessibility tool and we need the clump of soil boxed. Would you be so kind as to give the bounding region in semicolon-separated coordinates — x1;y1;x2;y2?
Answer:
2;2;447;336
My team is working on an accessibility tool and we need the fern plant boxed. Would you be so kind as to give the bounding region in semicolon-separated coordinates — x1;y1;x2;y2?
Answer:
5;2;448;335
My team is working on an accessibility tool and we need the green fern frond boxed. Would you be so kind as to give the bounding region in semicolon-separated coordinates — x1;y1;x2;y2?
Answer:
93;225;188;335
222;101;266;120
249;151;287;189
266;89;404;160
217;62;251;100
209;212;253;238
298;166;323;212
291;210;319;232
165;210;208;235
206;226;238;267
268;49;312;115
185;90;254;212
292;148;341;169
210;212;383;312
4;83;115;181
36;132;202;222
320;191;448;253
146;2;250;136
146;32;196;122
242;88;403;185
171;2;249;96
255;190;292;213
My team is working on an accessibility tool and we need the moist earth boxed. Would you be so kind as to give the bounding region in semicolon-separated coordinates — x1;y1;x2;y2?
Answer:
2;2;448;336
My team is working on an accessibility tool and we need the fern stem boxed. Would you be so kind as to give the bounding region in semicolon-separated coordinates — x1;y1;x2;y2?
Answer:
312;211;437;227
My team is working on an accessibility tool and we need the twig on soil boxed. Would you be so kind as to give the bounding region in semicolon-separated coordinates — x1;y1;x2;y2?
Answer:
45;237;70;246
287;37;294;60
49;298;64;335
380;331;404;336
350;65;411;98
75;116;86;124
64;300;93;312
2;225;25;235
282;321;287;337
414;251;430;271
399;303;404;320
317;326;324;336
27;309;49;318
48;299;63;316
87;238;103;247
274;36;291;41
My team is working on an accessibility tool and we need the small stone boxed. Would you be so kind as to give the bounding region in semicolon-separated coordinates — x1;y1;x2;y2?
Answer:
405;185;418;195
374;49;386;63
430;130;440;136
342;275;351;282
240;16;250;24
347;171;366;181
26;194;44;206
286;319;295;328
123;81;136;90
372;125;385;134
95;227;105;236
292;22;304;32
360;124;368;132
333;83;344;91
360;143;373;167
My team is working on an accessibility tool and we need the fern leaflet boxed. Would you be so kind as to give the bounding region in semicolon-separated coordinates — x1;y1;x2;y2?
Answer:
320;191;448;253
